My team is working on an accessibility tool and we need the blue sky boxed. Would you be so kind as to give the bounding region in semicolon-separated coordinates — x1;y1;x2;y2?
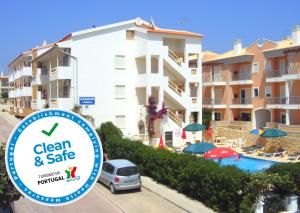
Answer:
0;0;299;72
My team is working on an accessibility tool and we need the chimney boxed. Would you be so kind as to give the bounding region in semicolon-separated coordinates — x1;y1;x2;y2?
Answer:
292;25;300;45
43;40;47;46
234;39;242;54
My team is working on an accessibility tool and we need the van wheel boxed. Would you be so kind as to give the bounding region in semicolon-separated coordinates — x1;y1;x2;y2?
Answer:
137;186;142;192
110;183;116;194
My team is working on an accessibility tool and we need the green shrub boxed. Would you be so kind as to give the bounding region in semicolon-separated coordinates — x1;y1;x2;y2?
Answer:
0;147;22;208
99;122;298;213
267;162;300;195
105;134;250;212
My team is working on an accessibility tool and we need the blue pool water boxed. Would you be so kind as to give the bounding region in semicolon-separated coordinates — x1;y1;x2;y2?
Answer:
214;155;280;173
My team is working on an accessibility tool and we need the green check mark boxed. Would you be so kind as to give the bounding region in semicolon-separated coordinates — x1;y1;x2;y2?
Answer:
42;123;59;137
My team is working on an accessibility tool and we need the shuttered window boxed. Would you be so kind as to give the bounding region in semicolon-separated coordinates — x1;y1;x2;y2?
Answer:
115;55;125;69
115;85;125;99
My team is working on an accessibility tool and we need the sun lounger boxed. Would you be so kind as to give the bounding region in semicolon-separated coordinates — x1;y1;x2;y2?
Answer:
287;152;300;160
242;145;260;152
244;146;263;154
264;150;286;157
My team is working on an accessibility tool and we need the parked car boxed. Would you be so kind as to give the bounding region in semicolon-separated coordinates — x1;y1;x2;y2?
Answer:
99;159;141;194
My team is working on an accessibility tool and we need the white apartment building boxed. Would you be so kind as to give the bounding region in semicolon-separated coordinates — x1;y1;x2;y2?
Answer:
8;43;54;117
9;18;203;146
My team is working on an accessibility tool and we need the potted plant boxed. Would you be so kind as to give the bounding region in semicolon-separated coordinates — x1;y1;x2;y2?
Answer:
0;147;22;212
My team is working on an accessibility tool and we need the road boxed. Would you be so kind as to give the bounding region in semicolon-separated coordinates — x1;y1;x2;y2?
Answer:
0;112;186;213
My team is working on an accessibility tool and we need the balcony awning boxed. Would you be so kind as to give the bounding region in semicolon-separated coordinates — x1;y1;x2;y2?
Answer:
203;53;254;65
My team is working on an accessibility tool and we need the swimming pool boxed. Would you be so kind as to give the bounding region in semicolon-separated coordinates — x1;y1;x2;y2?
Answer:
214;155;280;173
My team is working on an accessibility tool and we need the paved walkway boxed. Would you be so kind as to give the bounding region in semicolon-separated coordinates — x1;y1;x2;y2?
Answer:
141;176;214;213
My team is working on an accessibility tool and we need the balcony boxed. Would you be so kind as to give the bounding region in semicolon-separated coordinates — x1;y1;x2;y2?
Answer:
229;72;253;85
32;99;47;110
32;68;49;85
266;96;300;109
283;69;300;80
50;98;73;110
8;67;32;82
230;98;253;108
9;87;32;98
266;97;286;106
49;66;72;81
211;120;253;131
202;74;226;86
265;70;285;82
203;98;226;108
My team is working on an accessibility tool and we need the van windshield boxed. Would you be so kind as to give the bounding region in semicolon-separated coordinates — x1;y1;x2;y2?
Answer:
117;166;138;176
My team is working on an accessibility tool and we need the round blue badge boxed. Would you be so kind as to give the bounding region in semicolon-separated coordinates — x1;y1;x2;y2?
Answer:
5;109;103;206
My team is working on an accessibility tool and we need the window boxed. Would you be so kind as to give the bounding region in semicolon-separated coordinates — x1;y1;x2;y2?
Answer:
265;86;272;98
115;115;125;129
165;131;173;147
252;62;259;73
102;162;108;172
115;55;125;69
241;112;251;121
126;30;135;40
214;112;221;121
115;85;125;99
106;164;114;174
265;60;271;72
213;65;221;81
117;166;138;176
253;88;259;98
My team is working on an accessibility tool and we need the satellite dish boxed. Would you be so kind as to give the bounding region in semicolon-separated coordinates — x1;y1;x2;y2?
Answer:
257;39;265;48
136;18;142;26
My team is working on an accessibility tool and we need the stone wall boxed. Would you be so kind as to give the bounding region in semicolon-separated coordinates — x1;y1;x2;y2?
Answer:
211;127;300;154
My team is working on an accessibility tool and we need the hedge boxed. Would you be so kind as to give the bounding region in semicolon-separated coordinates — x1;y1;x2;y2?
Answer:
98;122;297;213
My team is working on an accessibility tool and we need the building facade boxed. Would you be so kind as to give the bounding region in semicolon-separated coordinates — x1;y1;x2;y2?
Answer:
203;26;300;132
8;18;203;146
0;72;10;99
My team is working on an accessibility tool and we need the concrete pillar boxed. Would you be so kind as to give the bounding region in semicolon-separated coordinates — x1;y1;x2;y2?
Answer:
56;80;59;99
285;80;290;104
226;64;231;125
255;196;264;213
146;54;151;104
158;55;163;76
185;110;190;124
286;109;290;125
158;87;163;107
212;111;215;121
49;82;52;101
211;86;215;104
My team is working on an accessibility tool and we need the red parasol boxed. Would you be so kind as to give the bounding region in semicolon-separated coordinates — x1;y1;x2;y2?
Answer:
207;126;213;137
181;129;187;139
159;135;165;149
203;147;238;159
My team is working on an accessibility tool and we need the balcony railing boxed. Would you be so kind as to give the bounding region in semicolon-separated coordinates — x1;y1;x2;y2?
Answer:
203;98;224;105
289;96;300;104
265;70;285;78
232;98;252;105
202;74;224;82
266;96;300;105
266;97;287;105
231;72;251;81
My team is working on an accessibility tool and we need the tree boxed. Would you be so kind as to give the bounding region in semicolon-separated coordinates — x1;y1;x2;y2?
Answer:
202;108;212;129
0;147;22;210
146;96;167;138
